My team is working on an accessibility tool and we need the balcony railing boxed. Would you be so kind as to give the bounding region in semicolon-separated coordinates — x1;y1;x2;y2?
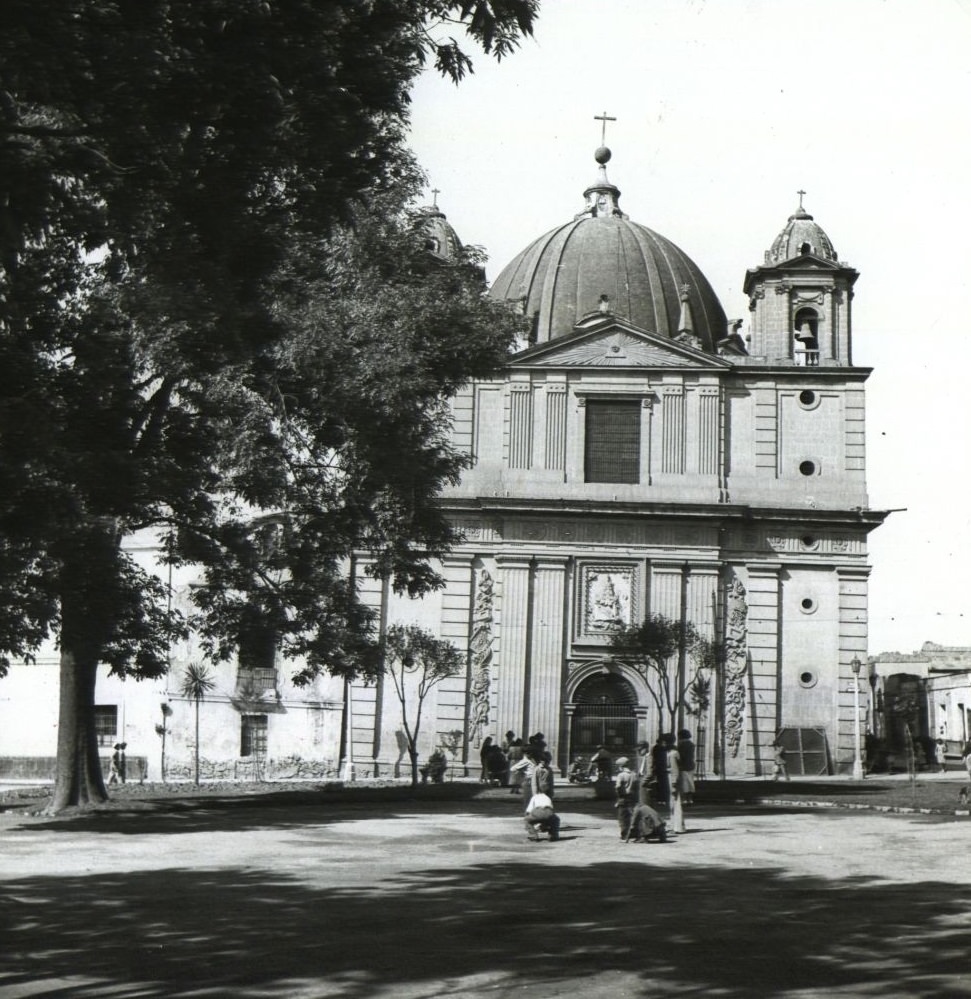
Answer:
794;349;819;367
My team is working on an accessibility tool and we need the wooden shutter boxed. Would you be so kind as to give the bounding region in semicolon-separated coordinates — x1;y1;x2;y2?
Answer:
584;400;641;483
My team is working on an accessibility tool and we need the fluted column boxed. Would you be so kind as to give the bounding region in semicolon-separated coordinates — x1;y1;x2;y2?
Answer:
495;556;531;740
527;557;568;762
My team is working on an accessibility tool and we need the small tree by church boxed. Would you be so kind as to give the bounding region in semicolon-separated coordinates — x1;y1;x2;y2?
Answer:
609;613;718;736
383;624;464;786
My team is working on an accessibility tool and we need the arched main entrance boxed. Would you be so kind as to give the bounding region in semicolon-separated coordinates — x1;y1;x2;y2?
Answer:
569;672;639;762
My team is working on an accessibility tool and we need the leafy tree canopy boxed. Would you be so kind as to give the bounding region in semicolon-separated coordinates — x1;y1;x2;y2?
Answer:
0;0;537;678
0;1;538;809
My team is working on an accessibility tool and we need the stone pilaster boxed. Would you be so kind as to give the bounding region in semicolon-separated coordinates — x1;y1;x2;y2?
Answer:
495;556;531;740
527;557;568;760
836;566;870;773
743;563;782;776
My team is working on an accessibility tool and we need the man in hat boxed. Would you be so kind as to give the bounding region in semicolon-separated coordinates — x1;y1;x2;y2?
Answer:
613;757;637;839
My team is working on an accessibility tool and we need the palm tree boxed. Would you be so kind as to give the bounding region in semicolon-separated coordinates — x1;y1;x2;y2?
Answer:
180;663;215;785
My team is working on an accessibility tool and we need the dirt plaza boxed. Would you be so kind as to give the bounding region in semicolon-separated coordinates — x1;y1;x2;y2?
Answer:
1;781;970;998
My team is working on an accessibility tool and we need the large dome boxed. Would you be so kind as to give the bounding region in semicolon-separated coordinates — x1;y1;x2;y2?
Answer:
489;148;728;352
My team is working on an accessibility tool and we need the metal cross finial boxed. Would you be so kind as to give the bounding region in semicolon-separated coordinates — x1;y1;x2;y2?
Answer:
594;111;617;145
797;189;806;210
431;187;441;207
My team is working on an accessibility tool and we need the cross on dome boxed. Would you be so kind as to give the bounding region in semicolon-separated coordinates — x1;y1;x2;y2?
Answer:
594;110;617;146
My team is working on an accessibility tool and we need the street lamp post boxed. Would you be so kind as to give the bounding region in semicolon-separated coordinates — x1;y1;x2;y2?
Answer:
850;657;865;780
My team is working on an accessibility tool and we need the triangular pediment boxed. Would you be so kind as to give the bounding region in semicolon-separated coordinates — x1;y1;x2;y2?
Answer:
508;317;732;370
776;254;843;271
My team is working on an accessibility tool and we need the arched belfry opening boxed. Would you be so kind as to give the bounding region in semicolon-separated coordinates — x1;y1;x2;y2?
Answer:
569;671;639;761
793;306;820;366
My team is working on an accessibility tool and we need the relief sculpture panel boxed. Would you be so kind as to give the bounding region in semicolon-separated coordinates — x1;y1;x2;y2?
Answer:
467;569;494;748
723;575;749;758
578;564;637;638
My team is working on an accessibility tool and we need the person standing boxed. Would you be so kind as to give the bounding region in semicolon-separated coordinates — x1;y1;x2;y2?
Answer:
771;740;790;781
635;742;652;805
650;736;670;813
677;728;696;804
613;757;637;840
506;738;526;795
479;736;496;783
665;733;685;833
532;755;555;799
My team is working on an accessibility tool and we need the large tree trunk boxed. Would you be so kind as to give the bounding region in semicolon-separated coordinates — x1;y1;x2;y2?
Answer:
46;648;108;813
44;528;118;814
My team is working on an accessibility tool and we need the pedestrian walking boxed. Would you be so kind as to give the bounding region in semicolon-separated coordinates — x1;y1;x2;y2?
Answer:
107;742;127;785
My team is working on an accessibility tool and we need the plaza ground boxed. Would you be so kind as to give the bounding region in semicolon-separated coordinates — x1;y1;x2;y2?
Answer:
2;778;970;998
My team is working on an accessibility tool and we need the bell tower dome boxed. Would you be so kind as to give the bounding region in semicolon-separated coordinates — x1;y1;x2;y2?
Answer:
742;193;859;366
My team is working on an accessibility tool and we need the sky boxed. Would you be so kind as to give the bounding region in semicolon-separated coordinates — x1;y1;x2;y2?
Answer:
405;0;971;656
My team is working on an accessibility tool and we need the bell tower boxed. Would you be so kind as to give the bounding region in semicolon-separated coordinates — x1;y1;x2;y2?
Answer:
743;193;859;366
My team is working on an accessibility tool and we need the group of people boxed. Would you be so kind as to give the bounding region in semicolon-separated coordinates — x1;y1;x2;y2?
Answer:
516;728;698;844
614;729;696;843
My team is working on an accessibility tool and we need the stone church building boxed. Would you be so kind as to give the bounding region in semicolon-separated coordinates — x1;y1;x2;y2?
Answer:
0;143;889;784
350;144;888;779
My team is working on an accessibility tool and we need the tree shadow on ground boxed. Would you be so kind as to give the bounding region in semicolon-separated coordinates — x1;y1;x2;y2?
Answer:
2;855;968;997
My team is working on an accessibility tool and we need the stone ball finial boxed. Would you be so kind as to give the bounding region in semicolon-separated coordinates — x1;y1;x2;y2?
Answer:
594;145;612;165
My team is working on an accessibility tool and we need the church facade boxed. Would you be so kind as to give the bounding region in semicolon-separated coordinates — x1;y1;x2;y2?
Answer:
0;144;889;785
349;146;888;779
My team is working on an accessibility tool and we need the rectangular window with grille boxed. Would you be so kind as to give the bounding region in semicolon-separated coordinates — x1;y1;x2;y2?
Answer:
94;705;118;747
584;400;641;483
240;714;268;758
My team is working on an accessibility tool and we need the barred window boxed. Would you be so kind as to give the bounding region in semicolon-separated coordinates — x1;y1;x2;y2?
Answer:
584;400;641;483
240;714;268;758
94;705;118;747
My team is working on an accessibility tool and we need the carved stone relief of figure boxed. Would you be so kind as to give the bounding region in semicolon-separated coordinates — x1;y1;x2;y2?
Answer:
467;569;494;748
723;575;749;758
586;570;631;633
